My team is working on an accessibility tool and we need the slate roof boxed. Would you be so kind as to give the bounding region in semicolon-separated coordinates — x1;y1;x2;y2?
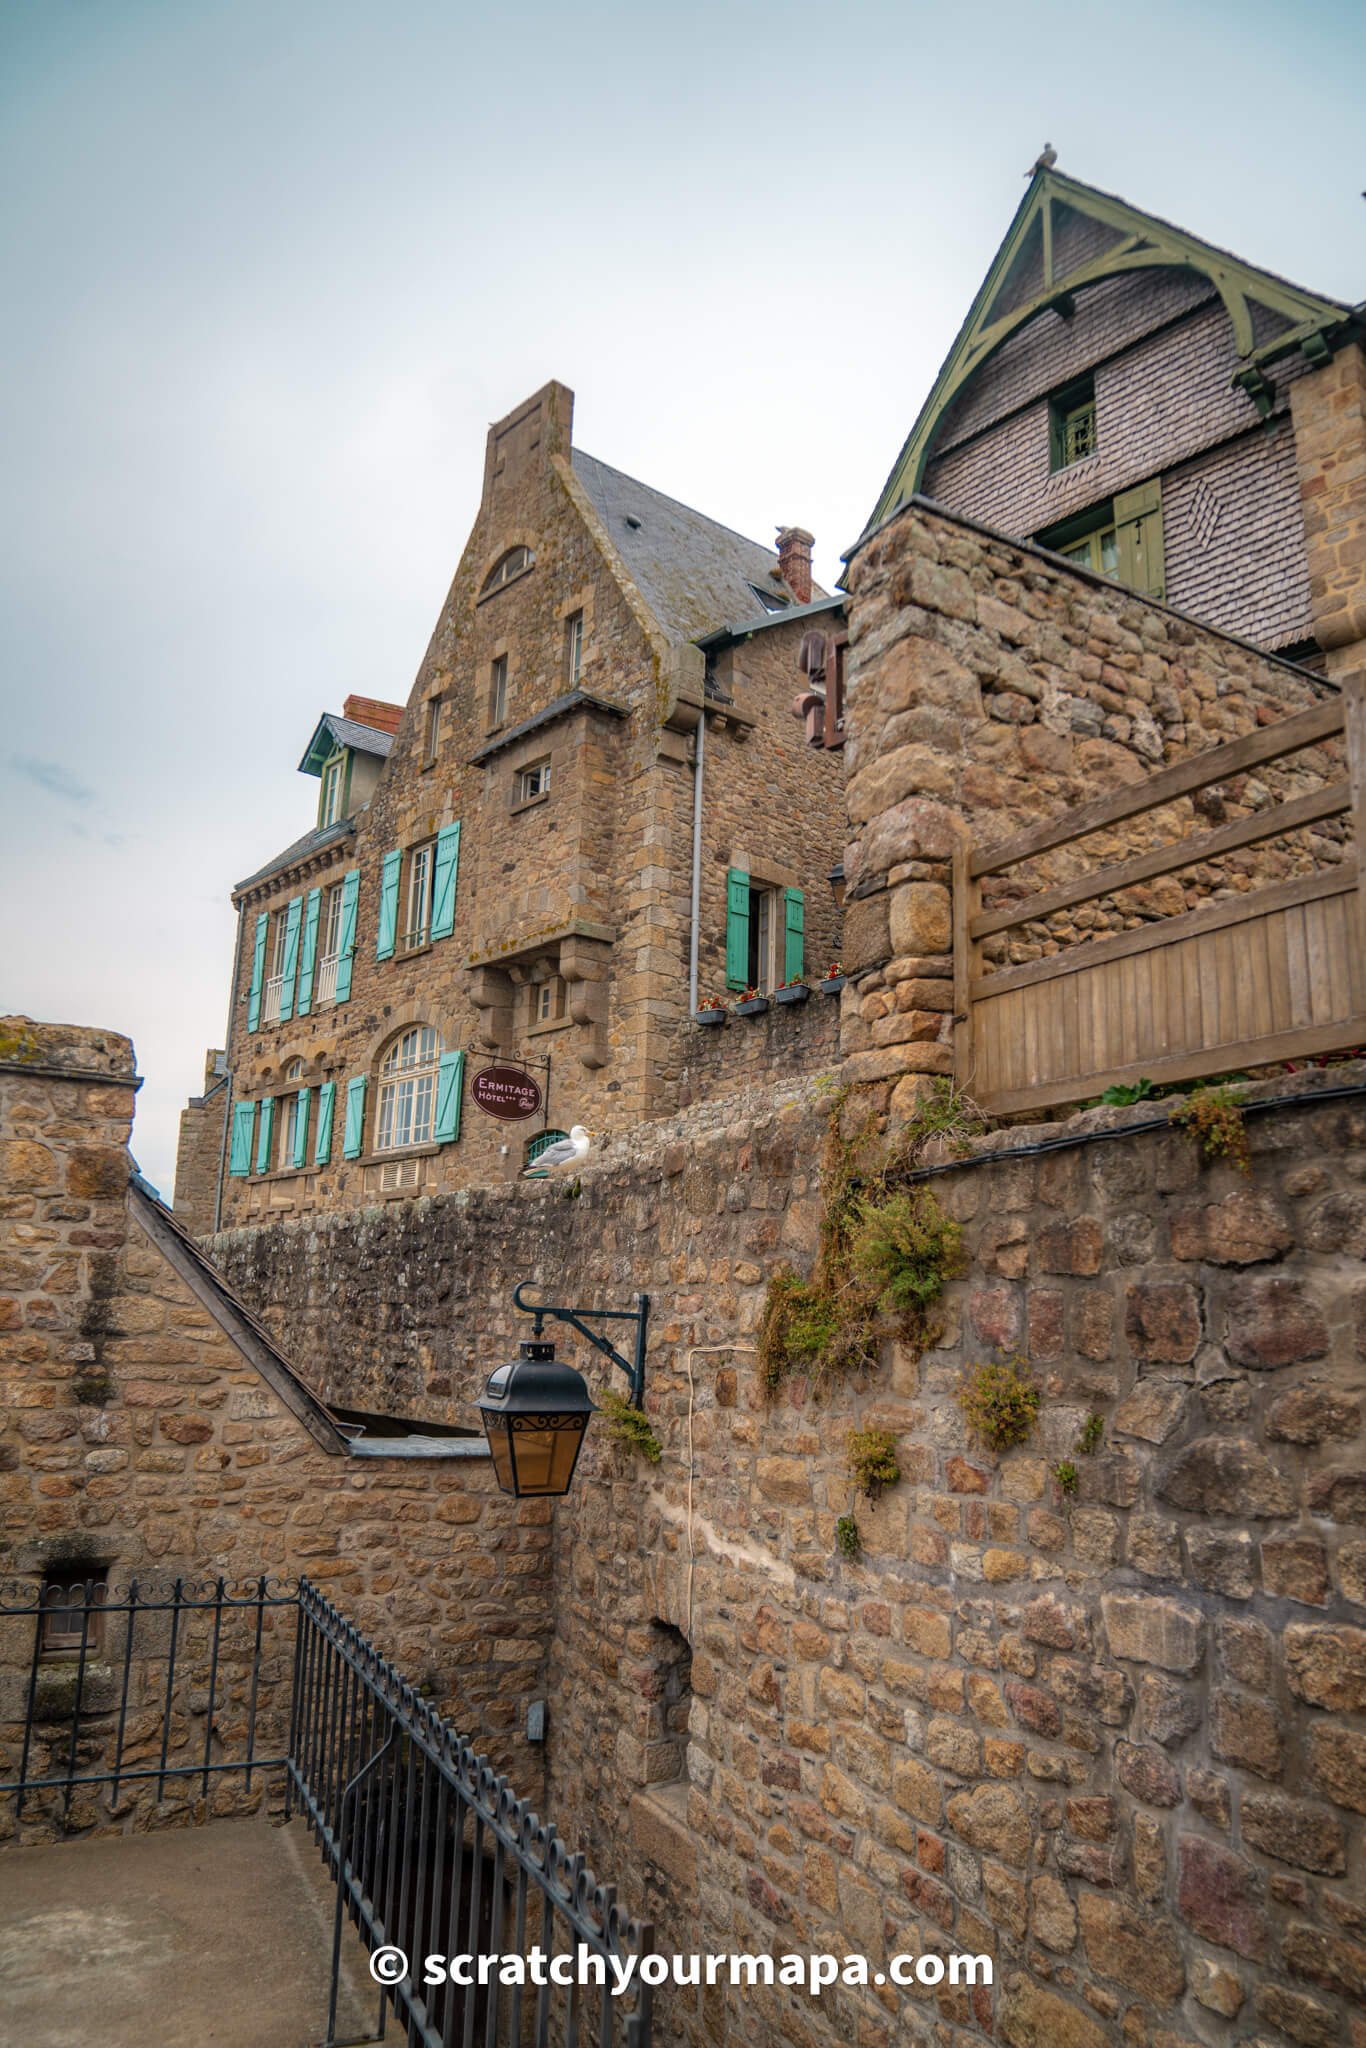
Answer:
299;712;396;777
234;818;355;895
571;449;823;643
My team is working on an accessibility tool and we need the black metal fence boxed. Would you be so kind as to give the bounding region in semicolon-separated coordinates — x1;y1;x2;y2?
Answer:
0;1574;655;2048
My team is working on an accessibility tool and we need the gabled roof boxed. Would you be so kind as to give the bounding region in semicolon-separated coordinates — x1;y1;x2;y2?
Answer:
299;712;397;777
865;167;1355;538
572;449;822;642
234;818;355;895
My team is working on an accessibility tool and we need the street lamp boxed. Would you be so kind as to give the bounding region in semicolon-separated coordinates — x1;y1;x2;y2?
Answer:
475;1284;650;1498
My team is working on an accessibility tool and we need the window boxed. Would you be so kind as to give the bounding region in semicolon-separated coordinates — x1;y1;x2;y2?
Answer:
1039;482;1165;600
315;881;345;1004
279;1059;306;1169
1050;377;1097;471
516;760;551;805
423;696;443;766
640;1621;692;1802
40;1570;105;1657
263;910;289;1024
564;610;584;687
375;1026;442;1151
726;871;803;992
750;885;777;990
319;753;347;827
751;584;790;613
530;977;566;1027
525;1127;568;1171
1059;520;1120;578
480;546;534;597
489;656;509;729
403;841;435;950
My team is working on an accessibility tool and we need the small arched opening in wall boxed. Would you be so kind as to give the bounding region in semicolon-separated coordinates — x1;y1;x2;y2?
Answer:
640;1619;693;1816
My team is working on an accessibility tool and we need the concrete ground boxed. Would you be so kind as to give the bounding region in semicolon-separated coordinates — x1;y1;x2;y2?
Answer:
0;1816;376;2047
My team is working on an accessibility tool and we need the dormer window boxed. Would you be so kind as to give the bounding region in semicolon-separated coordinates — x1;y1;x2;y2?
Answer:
1050;376;1097;471
319;752;347;827
480;546;534;597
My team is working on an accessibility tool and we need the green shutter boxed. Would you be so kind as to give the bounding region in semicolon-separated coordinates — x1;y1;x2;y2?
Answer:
277;897;303;1021
246;912;269;1032
430;823;461;941
255;1095;275;1174
334;870;360;1001
228;1100;256;1177
296;888;321;1016
1115;479;1165;600
314;1080;336;1165
376;849;402;960
725;868;750;989
432;1050;465;1144
784;887;805;981
292;1087;311;1170
343;1075;367;1159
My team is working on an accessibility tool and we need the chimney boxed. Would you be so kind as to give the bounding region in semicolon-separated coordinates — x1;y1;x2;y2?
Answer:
342;694;404;735
776;527;814;606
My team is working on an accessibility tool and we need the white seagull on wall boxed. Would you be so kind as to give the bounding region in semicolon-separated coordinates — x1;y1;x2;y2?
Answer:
522;1126;592;1178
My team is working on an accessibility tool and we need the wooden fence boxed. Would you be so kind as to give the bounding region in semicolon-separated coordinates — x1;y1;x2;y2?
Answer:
953;678;1366;1116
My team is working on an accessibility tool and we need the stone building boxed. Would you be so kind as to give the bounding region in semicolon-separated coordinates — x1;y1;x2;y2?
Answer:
868;165;1365;672
174;382;846;1233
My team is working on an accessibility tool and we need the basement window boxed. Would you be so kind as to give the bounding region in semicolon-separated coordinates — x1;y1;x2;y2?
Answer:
40;1570;106;1657
1050;377;1097;471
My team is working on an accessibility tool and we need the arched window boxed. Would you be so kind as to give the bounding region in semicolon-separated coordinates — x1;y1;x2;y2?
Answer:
279;1059;307;1168
524;1128;568;1172
480;545;533;596
376;1026;442;1151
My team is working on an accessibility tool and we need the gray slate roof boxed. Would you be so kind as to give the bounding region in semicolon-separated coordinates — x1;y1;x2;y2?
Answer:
298;712;396;774
235;818;355;895
572;449;821;643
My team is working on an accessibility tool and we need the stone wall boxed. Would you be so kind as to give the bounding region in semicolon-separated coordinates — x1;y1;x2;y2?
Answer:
678;990;840;1112
1291;342;1366;680
0;1020;551;1837
171;1049;225;1235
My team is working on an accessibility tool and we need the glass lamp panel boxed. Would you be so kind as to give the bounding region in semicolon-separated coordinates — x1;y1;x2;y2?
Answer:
485;1422;518;1495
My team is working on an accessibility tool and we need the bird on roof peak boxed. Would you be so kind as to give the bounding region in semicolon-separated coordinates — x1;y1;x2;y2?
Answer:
1028;143;1058;176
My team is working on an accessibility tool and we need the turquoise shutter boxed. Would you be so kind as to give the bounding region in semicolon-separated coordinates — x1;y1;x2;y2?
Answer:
292;1087;311;1170
334;869;360;1001
296;888;321;1016
726;868;750;989
228;1101;255;1177
314;1080;336;1164
430;823;461;941
246;912;269;1031
784;887;805;981
432;1050;465;1144
376;849;401;960
342;1075;367;1159
278;897;303;1021
254;1095;275;1174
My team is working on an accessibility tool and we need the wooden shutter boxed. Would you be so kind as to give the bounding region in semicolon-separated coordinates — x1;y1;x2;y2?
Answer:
278;897;303;1022
376;850;402;960
254;1096;275;1175
784;887;805;981
228;1101;256;1177
342;1076;367;1159
430;823;461;941
1115;479;1165;600
726;868;750;989
334;870;360;1001
432;1050;465;1144
292;1088;311;1170
314;1080;336;1165
296;888;322;1017
246;912;269;1032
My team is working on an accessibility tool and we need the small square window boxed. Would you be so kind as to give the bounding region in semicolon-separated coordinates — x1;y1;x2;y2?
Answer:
1050;378;1097;471
489;657;509;730
516;760;551;804
531;977;566;1026
565;610;584;688
40;1571;105;1657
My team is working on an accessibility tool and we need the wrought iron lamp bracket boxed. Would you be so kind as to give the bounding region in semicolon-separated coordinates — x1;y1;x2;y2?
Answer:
512;1282;649;1408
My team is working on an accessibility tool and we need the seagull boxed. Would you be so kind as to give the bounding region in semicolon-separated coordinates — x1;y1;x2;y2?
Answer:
522;1125;592;1178
1027;143;1057;176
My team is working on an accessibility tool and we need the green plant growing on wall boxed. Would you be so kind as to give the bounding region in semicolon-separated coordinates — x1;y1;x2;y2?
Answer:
1076;1414;1104;1455
1170;1084;1250;1173
758;1272;848;1394
887;1076;988;1164
847;1427;900;1500
597;1387;662;1463
835;1514;862;1560
848;1188;966;1323
1054;1460;1079;1497
958;1357;1040;1453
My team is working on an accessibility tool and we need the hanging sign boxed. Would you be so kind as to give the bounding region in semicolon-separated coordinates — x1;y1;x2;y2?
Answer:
470;1064;544;1122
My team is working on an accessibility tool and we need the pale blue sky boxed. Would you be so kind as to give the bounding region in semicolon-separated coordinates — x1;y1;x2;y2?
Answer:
2;0;1362;1195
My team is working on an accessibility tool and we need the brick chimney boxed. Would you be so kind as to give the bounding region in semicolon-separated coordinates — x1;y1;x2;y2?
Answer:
776;527;814;606
342;694;404;735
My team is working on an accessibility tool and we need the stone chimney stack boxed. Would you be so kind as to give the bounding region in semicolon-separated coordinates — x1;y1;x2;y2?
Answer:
776;527;815;606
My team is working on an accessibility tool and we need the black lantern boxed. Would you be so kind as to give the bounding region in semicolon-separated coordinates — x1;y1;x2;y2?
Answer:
477;1340;596;1498
827;862;847;910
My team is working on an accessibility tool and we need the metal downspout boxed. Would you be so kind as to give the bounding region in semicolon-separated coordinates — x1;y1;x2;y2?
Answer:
688;708;706;1015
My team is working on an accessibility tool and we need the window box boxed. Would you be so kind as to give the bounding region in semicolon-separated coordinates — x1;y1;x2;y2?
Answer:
774;982;809;1006
733;996;769;1018
694;1005;727;1026
818;975;847;996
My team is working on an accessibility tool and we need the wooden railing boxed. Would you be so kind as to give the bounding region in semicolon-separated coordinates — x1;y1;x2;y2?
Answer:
953;678;1366;1115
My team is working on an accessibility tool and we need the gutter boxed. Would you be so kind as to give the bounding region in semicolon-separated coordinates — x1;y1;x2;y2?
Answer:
693;593;845;654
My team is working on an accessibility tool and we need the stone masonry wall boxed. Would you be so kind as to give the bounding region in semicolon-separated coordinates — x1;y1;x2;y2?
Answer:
171;1049;225;1235
1291;342;1366;681
0;1020;551;1838
678;989;840;1113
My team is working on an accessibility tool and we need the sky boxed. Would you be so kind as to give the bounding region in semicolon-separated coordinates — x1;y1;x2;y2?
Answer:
2;0;1362;1198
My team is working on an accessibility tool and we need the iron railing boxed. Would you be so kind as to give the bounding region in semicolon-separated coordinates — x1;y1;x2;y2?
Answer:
288;1580;654;2048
